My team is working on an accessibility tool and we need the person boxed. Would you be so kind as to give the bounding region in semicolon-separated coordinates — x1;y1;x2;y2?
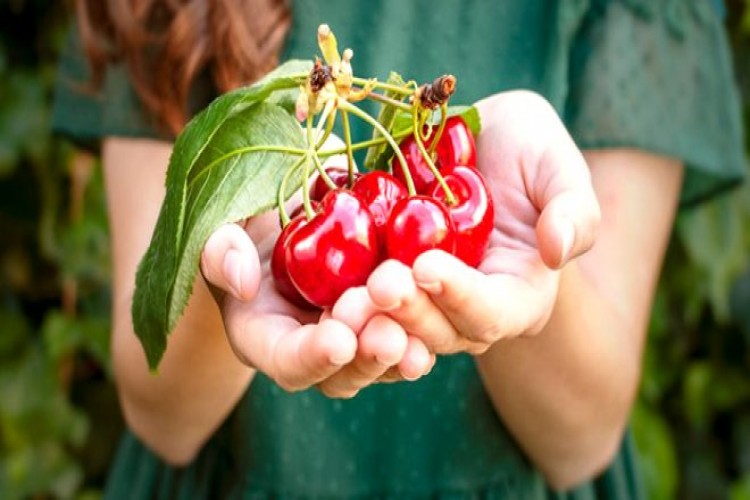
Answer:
53;0;745;498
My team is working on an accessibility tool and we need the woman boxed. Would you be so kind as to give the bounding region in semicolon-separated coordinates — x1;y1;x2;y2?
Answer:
53;0;745;497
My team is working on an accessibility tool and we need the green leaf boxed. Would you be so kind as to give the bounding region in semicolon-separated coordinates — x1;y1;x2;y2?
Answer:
631;402;678;500
132;60;311;369
364;71;406;170
683;361;713;429
677;193;748;323
731;475;750;500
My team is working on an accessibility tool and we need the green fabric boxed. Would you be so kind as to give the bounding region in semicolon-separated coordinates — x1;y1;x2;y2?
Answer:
51;0;745;498
104;356;643;499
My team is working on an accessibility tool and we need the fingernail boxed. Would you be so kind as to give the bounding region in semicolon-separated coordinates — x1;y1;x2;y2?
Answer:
378;298;401;312
415;280;442;295
559;221;575;264
329;353;351;366
223;249;243;298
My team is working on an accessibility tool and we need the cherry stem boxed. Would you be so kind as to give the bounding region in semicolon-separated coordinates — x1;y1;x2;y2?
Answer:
428;103;449;158
351;77;416;96
418;111;432;142
340;99;416;196
277;154;308;227
314;106;337;151
310;100;337;190
340;110;356;186
366;91;412;112
302;114;316;219
311;152;327;191
412;107;456;204
316;128;413;157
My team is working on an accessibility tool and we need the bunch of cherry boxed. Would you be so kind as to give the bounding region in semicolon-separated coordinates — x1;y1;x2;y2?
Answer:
271;116;494;309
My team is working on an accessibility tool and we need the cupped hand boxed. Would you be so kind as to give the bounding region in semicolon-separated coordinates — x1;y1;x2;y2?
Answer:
198;133;434;398
355;90;601;355
199;216;434;398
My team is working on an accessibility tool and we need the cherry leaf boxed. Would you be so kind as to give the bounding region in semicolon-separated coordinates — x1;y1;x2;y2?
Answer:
132;60;311;370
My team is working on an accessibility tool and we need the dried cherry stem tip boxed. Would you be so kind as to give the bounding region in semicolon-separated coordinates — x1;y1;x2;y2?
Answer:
309;59;334;92
415;74;456;110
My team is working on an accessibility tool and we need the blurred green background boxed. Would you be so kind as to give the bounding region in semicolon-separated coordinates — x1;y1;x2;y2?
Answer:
1;0;750;498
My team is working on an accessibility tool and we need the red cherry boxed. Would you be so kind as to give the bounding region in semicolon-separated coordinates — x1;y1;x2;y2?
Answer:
393;135;437;194
385;196;456;267
271;216;316;309
429;165;494;268
351;171;408;244
286;190;380;308
435;116;477;168
311;166;359;201
394;116;476;194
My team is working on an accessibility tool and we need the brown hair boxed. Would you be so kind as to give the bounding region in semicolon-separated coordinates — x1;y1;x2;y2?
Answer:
75;0;291;135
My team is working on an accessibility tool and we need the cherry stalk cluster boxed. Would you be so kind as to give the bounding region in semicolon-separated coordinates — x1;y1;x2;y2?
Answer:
272;25;494;309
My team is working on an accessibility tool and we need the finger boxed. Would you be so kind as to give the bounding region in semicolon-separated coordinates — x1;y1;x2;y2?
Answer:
397;335;434;381
201;223;261;301
366;259;474;354
330;286;378;334
534;140;601;269
378;344;435;383
376;368;404;383
412;250;557;344
224;306;357;391
317;314;407;398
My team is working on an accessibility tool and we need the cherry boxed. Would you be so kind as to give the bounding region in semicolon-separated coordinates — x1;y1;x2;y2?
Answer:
271;216;316;309
351;171;408;245
385;196;456;267
311;166;360;201
394;116;476;194
429;165;494;268
393;135;437;194
285;190;380;308
434;116;477;169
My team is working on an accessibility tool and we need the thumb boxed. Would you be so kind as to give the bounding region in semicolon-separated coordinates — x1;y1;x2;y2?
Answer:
411;250;554;343
534;143;601;269
201;223;262;302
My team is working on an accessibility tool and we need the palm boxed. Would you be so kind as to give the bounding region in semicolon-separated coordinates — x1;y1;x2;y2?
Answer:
209;210;433;396
357;91;599;353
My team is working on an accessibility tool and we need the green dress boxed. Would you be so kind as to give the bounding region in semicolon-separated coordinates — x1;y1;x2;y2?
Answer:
52;0;745;498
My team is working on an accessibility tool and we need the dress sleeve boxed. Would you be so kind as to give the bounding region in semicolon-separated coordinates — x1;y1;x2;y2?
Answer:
50;27;106;151
565;0;745;206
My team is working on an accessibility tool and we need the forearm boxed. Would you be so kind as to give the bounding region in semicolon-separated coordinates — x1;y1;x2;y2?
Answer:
104;137;254;465
112;277;253;465
475;148;683;489
475;260;642;489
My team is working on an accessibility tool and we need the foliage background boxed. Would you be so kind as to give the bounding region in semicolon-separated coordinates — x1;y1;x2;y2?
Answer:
0;0;749;498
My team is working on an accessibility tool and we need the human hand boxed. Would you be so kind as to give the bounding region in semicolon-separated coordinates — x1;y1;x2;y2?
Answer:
350;90;601;355
198;135;435;397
